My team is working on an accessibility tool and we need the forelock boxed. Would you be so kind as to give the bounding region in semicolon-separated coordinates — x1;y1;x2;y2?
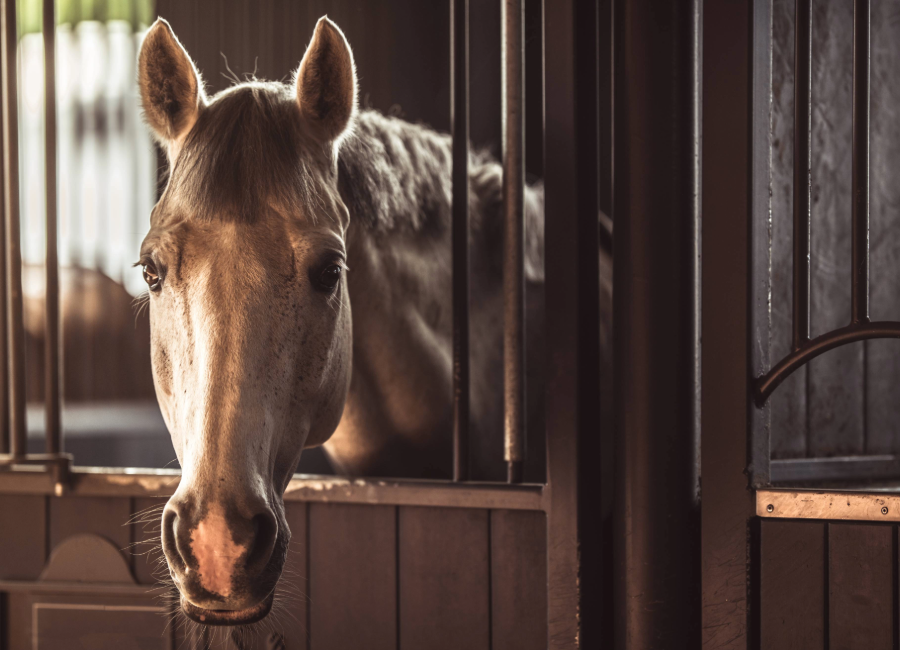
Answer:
163;81;329;224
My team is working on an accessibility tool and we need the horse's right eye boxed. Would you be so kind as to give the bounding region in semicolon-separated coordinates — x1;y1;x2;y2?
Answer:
315;263;343;293
143;263;161;291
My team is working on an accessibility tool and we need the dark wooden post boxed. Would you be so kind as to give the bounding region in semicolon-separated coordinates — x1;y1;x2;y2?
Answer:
612;0;702;646
545;0;603;645
701;0;756;647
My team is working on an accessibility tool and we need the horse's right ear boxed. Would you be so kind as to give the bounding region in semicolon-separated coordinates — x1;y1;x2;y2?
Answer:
295;17;358;145
139;18;204;159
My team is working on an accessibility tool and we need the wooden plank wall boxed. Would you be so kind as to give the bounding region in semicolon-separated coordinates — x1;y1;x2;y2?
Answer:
155;0;545;176
0;493;547;650
757;518;898;650
769;0;900;460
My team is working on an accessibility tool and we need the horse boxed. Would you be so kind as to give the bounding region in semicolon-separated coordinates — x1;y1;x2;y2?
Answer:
137;15;611;626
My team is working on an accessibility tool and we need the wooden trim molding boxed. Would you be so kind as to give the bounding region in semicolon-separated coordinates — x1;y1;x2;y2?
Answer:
0;466;547;511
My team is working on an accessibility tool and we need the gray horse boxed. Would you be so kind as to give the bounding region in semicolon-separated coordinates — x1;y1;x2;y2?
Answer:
138;16;609;626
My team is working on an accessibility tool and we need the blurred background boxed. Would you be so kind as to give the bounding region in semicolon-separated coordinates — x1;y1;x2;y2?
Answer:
20;0;545;471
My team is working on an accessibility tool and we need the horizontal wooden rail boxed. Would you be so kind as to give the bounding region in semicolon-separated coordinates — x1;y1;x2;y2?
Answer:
0;466;547;511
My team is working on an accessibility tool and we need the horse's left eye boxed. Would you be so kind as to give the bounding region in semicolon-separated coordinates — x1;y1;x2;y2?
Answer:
315;263;342;292
143;264;161;292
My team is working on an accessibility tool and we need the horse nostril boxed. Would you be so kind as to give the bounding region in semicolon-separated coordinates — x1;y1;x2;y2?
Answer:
161;505;188;574
245;509;279;575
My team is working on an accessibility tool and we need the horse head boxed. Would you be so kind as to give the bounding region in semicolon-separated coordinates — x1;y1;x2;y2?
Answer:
138;15;356;625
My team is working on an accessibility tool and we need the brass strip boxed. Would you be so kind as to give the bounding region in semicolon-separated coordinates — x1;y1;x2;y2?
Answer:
757;488;900;522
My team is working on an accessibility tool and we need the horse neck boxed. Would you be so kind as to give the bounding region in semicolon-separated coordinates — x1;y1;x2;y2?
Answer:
325;113;459;476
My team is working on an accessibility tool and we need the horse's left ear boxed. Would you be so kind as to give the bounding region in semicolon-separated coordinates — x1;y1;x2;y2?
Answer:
295;17;358;144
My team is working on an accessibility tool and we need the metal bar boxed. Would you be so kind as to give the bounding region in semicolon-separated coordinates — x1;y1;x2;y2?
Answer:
502;0;525;484
0;26;6;456
851;0;870;325
758;489;900;523
755;320;900;402
688;0;702;528
2;0;26;459
792;0;812;348
450;0;470;482
43;0;60;455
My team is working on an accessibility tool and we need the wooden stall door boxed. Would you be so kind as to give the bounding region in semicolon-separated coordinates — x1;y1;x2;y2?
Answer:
0;489;548;650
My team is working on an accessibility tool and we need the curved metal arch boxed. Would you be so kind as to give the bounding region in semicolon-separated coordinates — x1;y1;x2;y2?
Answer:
755;321;900;404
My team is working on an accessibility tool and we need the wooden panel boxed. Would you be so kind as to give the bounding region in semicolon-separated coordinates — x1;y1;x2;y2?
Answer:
276;501;309;650
490;510;547;650
768;0;900;462
865;0;900;453
399;506;490;650
807;0;863;457
758;519;825;649
0;494;46;580
49;496;132;566
35;605;170;650
308;503;396;650
828;523;893;650
808;346;865;456
866;340;900;453
5;593;32;650
769;0;807;459
131;497;168;586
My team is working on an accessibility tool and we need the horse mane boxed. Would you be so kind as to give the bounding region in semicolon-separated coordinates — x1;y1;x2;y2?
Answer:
337;110;452;234
338;110;545;281
162;81;544;281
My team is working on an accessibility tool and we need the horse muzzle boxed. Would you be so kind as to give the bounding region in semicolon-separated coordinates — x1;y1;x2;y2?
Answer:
181;591;275;626
161;493;285;624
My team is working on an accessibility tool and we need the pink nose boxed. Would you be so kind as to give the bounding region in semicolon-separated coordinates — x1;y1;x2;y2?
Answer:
162;496;279;608
190;507;247;597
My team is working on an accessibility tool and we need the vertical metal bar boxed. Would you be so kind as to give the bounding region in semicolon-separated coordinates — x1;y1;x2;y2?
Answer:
792;0;812;348
0;36;6;455
688;0;703;525
451;0;470;482
43;0;60;455
2;0;25;458
502;0;525;484
851;0;870;325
